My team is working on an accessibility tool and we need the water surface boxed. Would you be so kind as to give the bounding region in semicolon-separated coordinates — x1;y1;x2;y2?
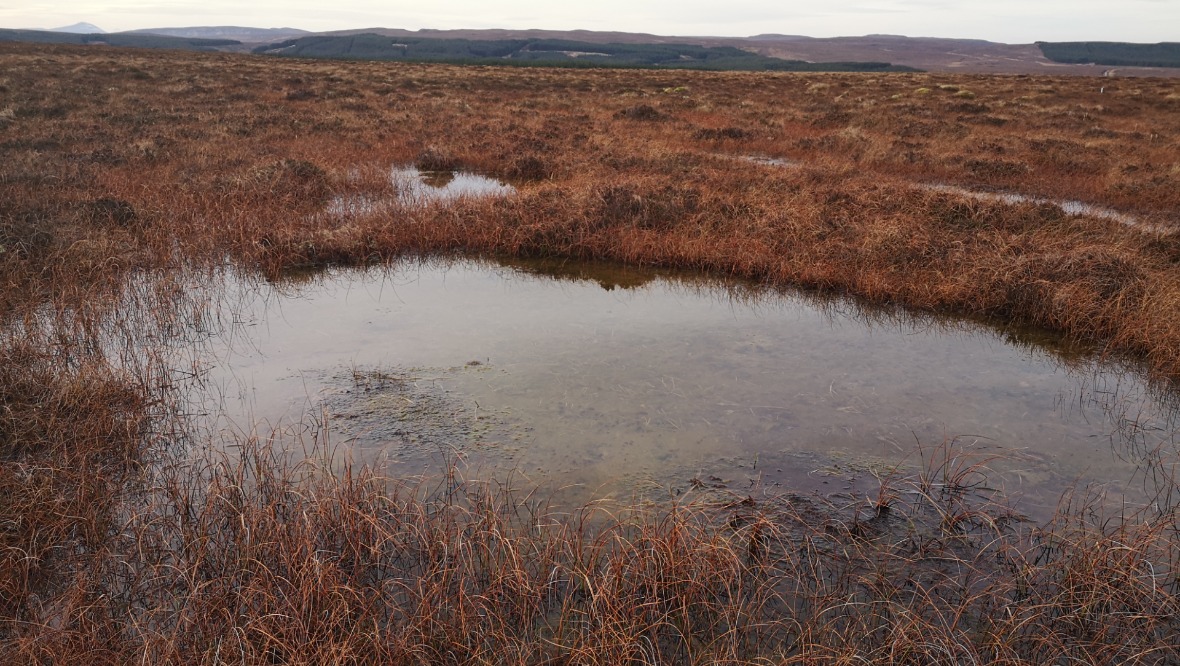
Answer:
195;259;1178;513
327;166;514;216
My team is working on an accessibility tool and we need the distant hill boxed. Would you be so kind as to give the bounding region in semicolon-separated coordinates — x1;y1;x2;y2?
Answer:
0;28;238;50
270;29;1180;76
128;26;309;42
1038;41;1180;68
3;24;1179;77
50;22;105;34
320;27;685;44
747;34;811;41
742;34;1180;76
252;34;917;72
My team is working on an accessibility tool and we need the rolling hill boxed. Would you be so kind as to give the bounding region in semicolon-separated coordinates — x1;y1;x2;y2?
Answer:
251;34;916;72
3;23;1179;76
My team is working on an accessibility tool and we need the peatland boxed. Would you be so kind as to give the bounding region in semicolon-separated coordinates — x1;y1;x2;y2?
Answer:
2;41;1180;663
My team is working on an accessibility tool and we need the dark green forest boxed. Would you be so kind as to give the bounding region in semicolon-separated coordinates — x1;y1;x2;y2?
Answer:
1038;41;1180;68
253;34;917;72
0;28;239;50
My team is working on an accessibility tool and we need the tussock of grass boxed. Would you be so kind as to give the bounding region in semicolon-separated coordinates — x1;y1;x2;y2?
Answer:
0;335;147;640
3;433;1179;663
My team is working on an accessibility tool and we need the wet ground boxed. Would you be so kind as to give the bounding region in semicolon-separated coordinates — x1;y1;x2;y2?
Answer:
732;153;1173;231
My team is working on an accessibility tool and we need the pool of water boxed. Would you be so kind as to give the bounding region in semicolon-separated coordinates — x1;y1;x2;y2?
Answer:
192;258;1178;513
327;166;514;216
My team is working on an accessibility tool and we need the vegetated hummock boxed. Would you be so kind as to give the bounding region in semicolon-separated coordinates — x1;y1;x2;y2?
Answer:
2;40;1180;663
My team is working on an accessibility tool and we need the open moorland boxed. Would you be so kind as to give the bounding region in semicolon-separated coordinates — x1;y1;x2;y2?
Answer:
2;41;1180;663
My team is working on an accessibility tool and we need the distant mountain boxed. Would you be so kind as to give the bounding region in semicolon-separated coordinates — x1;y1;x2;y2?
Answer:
128;26;309;42
50;22;104;34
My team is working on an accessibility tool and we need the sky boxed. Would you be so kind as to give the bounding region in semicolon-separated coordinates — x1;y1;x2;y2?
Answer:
1;0;1177;44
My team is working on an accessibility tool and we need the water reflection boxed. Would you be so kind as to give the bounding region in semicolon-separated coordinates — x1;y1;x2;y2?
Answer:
419;170;456;189
920;183;1143;227
396;167;514;204
326;165;514;216
193;258;1178;516
498;256;673;291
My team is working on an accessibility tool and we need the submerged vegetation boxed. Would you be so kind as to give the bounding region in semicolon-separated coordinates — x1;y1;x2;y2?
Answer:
2;40;1180;662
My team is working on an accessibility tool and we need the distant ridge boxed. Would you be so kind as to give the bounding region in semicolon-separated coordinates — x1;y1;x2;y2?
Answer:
747;34;812;41
2;24;1178;76
0;27;238;50
252;33;917;72
50;22;104;34
1037;41;1180;68
128;26;309;42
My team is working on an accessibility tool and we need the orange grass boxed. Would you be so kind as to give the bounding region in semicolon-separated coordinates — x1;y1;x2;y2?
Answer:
2;41;1180;663
2;42;1178;375
3;427;1180;664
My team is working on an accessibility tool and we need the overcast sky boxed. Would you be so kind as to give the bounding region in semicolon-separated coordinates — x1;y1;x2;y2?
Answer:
2;0;1177;44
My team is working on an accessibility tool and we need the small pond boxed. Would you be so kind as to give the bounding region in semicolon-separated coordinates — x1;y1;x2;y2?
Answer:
327;166;515;216
192;258;1178;515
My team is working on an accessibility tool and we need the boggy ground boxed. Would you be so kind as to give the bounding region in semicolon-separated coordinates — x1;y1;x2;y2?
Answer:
2;42;1180;663
2;42;1179;375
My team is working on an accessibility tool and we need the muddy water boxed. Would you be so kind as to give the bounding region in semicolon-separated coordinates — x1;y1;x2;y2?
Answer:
196;259;1177;514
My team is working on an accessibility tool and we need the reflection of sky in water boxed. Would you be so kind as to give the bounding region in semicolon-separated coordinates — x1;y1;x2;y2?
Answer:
326;166;513;215
737;153;1161;229
395;166;515;204
196;260;1178;515
920;183;1142;226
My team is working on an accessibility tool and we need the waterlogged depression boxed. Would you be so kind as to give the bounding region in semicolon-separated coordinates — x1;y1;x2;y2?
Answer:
327;166;515;216
192;259;1177;514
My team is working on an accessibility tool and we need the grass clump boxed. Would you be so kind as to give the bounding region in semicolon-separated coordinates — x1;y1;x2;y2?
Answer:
0;334;148;645
3;437;1179;663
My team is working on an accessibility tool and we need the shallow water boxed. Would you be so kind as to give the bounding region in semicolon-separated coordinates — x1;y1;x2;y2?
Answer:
327;166;514;216
737;153;1165;230
920;183;1143;227
733;154;800;168
395;166;515;204
194;258;1178;514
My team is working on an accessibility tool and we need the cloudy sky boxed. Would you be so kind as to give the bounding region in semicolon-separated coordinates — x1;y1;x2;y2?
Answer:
2;0;1176;44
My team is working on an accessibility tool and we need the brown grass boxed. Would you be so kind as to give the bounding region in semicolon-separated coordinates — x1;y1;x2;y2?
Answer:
3;42;1177;373
2;41;1180;663
3;430;1179;664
